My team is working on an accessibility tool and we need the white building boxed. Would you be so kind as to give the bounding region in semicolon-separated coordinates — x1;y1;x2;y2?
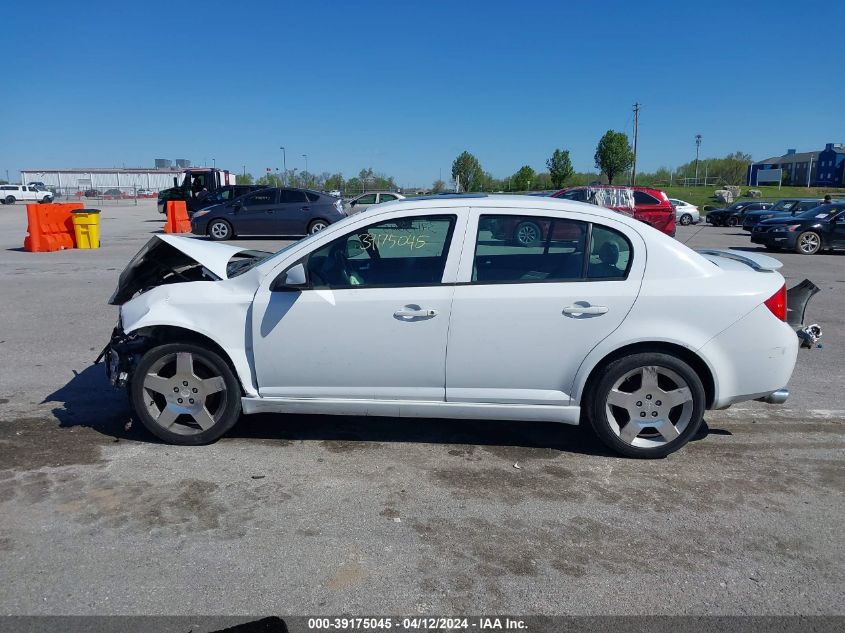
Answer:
19;167;187;192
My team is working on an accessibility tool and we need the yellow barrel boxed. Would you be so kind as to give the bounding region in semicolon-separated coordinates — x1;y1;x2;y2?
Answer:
71;209;101;249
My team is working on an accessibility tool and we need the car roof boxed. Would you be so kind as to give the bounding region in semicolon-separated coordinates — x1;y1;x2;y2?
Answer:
374;194;644;225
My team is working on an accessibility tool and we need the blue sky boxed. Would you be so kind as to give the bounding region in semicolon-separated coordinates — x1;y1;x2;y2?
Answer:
2;0;842;187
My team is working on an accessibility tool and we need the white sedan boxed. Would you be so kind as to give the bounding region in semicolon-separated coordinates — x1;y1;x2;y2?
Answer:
104;195;799;458
669;198;700;225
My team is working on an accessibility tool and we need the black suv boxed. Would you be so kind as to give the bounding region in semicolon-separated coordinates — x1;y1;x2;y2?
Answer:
706;201;772;226
751;203;845;254
157;185;267;214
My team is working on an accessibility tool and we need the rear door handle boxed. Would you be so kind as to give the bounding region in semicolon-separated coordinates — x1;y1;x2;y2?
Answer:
563;305;608;316
394;307;438;318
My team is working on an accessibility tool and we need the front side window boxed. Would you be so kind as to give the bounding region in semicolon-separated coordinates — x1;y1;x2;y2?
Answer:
473;215;587;283
306;215;456;289
243;190;277;206
379;194;398;202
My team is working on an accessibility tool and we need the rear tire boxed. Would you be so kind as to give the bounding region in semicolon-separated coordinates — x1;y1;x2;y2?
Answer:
5;196;15;204
795;231;821;255
586;352;705;458
208;219;233;241
41;196;52;203
679;213;693;226
726;216;738;227
130;343;242;445
308;219;329;234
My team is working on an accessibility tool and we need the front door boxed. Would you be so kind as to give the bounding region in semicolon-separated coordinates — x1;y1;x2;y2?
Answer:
446;211;644;406
831;208;845;246
252;213;461;400
235;189;279;235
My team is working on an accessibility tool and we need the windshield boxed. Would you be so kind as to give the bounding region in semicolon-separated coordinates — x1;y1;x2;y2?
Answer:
770;200;797;211
793;204;839;220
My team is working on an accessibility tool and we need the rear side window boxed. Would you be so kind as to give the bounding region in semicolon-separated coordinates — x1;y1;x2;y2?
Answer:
633;191;660;205
473;215;588;283
587;226;632;279
305;191;320;202
379;194;398;202
279;189;308;203
557;189;588;202
356;194;377;205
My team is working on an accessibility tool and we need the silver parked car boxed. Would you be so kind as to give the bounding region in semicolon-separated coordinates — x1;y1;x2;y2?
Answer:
346;191;405;215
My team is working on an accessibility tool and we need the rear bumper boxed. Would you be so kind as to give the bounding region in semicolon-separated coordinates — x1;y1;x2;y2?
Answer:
699;304;799;409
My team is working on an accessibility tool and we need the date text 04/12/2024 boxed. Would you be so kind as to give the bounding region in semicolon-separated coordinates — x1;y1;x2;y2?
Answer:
307;617;527;630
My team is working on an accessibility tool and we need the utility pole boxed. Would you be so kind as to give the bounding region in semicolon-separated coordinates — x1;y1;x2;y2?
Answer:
279;147;287;186
302;154;308;186
694;134;702;186
631;102;640;186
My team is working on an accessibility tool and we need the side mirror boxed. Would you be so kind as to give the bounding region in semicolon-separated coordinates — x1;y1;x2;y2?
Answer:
350;200;357;206
271;263;307;291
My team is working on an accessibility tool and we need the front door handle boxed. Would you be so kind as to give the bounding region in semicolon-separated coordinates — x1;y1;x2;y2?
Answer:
563;304;609;316
394;306;438;318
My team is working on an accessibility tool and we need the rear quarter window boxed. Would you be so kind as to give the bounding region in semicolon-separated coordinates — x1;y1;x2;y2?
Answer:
305;192;320;202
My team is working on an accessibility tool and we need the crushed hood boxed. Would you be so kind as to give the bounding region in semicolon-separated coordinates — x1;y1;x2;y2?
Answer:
109;235;267;305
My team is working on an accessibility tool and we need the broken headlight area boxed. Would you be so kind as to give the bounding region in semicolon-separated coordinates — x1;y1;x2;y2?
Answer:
96;327;152;389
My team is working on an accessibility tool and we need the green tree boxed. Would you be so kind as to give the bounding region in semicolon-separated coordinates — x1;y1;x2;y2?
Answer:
324;172;345;192
236;172;254;185
256;173;283;187
451;151;483;192
511;165;536;191
594;130;634;185
431;179;446;193
546;149;574;188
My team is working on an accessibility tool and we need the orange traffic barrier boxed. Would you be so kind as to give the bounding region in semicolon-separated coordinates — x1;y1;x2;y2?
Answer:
164;200;191;234
23;202;84;252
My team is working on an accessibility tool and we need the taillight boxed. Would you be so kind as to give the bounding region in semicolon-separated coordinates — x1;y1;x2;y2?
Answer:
764;284;787;321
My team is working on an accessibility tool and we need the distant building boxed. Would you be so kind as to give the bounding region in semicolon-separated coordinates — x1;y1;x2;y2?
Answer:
748;143;845;187
19;167;187;192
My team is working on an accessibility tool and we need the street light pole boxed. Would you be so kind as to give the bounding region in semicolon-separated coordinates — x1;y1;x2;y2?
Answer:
212;158;216;169
694;134;702;186
280;147;287;185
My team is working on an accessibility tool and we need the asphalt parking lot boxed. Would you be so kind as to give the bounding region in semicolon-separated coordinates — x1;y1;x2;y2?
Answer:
0;201;842;616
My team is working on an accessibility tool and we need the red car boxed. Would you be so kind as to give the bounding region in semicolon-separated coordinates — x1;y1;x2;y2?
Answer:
551;185;676;237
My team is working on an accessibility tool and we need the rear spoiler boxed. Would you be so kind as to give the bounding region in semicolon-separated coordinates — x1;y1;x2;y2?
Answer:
696;249;783;272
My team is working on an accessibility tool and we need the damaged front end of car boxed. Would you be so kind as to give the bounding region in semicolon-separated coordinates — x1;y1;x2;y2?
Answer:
96;235;270;388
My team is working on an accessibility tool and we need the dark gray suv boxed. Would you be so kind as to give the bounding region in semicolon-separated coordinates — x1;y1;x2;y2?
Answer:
191;187;347;241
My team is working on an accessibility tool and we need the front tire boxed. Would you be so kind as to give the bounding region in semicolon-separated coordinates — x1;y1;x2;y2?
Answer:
726;216;738;227
587;352;705;458
679;213;693;226
795;231;821;255
208;219;233;241
130;343;242;445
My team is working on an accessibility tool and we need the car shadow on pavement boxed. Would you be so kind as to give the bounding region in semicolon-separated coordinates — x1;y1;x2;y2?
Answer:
45;363;719;457
42;362;145;442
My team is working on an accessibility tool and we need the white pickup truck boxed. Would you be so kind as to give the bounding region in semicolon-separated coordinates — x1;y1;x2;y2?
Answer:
0;184;54;204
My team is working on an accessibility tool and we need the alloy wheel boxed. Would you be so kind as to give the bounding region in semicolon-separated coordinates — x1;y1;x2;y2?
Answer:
604;365;694;448
141;351;229;436
515;222;540;246
309;221;328;234
209;221;230;240
797;232;820;254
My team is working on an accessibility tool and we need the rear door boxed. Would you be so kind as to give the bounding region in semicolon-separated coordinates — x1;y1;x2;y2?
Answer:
445;209;645;406
632;190;672;231
235;189;279;235
271;189;312;235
